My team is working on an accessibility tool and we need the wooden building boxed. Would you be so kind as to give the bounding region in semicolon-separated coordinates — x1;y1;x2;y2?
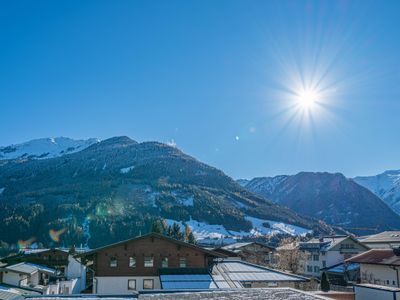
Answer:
77;233;225;294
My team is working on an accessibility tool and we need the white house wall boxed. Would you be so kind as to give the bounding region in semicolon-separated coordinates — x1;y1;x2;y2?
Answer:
94;276;161;294
360;264;400;287
66;255;86;293
2;272;28;286
355;285;399;300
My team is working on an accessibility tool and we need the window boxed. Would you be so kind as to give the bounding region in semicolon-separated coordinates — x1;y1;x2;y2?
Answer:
307;266;313;272
161;257;168;268
242;283;252;288
179;257;187;268
129;257;136;268
143;279;154;290
313;255;319;261
307;255;312;261
314;266;320;273
128;279;136;290
110;257;117;267
144;257;154;267
322;261;326;268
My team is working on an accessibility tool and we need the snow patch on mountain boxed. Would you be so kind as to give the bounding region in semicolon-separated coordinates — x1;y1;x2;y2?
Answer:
354;170;400;214
166;216;311;241
178;196;194;206
120;166;135;174
0;137;100;160
245;216;311;236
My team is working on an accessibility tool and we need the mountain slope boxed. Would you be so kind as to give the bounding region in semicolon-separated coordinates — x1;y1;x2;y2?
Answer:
0;137;99;160
241;172;400;235
354;170;400;214
0;137;333;249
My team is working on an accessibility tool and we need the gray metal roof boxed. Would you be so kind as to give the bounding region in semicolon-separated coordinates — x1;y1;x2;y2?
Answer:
0;284;41;300
211;260;308;287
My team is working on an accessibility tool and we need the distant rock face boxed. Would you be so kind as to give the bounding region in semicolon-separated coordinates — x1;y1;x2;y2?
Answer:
0;137;332;249
0;137;100;160
354;170;400;214
241;172;400;235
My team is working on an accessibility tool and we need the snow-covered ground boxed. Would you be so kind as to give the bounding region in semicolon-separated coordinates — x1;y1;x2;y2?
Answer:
166;216;311;242
0;137;99;160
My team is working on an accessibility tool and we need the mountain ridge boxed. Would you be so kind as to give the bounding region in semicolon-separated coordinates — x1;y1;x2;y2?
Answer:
0;136;334;249
354;169;400;214
240;172;400;235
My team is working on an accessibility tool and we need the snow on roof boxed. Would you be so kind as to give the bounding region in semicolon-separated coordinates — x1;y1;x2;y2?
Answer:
138;288;329;299
4;262;56;275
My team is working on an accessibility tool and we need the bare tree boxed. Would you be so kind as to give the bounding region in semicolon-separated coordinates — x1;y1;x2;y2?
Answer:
275;237;306;274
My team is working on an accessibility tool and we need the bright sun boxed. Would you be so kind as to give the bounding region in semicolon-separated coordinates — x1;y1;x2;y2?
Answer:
297;89;318;109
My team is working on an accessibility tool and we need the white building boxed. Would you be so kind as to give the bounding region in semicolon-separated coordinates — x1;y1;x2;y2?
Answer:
0;263;56;291
299;236;369;277
346;249;400;287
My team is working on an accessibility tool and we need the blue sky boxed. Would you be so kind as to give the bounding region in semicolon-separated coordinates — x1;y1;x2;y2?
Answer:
1;0;400;179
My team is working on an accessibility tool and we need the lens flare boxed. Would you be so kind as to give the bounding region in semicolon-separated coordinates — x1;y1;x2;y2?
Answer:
49;228;66;242
17;237;36;250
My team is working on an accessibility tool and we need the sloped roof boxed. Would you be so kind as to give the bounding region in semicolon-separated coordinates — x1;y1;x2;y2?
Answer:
221;242;274;252
77;233;226;258
346;249;400;266
0;284;41;299
323;263;360;274
300;236;368;252
360;231;400;243
210;260;308;287
1;262;56;275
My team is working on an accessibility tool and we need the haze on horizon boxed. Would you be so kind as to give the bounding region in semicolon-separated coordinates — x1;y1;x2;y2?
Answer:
1;0;400;179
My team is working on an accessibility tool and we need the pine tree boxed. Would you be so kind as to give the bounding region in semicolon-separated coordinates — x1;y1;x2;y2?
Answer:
172;222;184;240
150;220;163;234
188;232;196;244
321;272;330;292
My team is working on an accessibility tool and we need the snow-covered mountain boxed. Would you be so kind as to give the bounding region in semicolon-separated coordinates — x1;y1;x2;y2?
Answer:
354;170;400;214
0;137;100;160
239;172;400;235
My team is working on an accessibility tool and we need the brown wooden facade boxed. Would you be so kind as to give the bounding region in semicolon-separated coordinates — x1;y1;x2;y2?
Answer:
79;233;225;277
1;249;69;270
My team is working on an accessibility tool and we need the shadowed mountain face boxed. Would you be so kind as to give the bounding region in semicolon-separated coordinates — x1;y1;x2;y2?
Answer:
241;172;400;235
0;137;333;249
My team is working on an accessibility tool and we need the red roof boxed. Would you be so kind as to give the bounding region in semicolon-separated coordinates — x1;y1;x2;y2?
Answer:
346;249;400;266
